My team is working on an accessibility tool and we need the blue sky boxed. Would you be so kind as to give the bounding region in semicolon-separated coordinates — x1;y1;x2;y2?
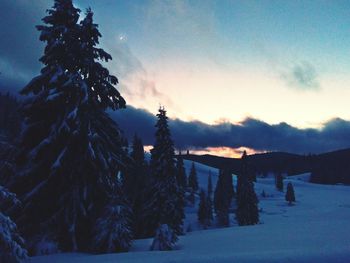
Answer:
72;0;350;127
1;0;350;155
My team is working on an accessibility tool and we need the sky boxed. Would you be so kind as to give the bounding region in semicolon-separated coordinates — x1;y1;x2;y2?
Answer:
1;0;350;157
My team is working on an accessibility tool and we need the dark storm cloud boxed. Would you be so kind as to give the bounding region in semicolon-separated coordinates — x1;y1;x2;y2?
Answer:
282;61;320;90
111;106;350;154
0;0;50;91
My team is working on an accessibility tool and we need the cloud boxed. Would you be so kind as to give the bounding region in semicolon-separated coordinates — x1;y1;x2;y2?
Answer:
0;0;49;90
111;106;350;154
0;0;173;108
106;42;174;108
137;0;221;62
281;61;320;90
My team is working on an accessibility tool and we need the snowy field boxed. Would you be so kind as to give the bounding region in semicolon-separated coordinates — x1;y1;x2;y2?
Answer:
31;161;350;263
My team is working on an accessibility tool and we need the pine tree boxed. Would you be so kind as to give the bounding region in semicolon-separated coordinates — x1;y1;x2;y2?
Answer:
285;182;296;205
0;186;28;263
197;189;209;228
206;171;214;225
188;189;195;205
144;107;184;238
176;155;187;189
125;134;149;238
236;151;259;226
207;170;213;196
276;173;284;192
150;224;177;251
214;169;233;227
12;2;128;253
188;162;198;192
206;191;214;225
92;178;132;253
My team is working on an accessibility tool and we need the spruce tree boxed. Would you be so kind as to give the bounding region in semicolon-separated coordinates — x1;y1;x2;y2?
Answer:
276;173;284;192
0;186;28;263
207;170;213;196
144;107;184;238
176;155;187;189
126;134;149;238
206;171;214;225
197;189;209;228
236;151;259;226
12;2;128;253
285;182;296;205
188;162;199;192
150;224;177;251
206;191;214;225
214;169;233;227
92;177;132;253
188;189;195;205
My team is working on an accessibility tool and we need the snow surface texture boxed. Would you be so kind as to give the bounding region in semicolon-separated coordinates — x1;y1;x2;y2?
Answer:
31;161;350;263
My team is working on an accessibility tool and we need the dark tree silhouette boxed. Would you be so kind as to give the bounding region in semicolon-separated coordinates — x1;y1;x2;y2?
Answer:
214;169;233;227
176;155;187;189
276;173;284;192
11;2;129;253
285;182;296;205
125;134;149;238
207;170;213;196
144;107;184;238
236;151;259;226
188;162;199;192
0;186;28;262
197;189;209;228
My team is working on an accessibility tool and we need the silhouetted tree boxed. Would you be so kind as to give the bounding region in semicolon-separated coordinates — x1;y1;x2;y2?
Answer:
236;151;259;226
176;155;187;189
12;2;129;253
276;173;284;192
144;107;184;238
0;186;28;262
285;182;296;205
188;189;195;205
197;189;209;228
92;178;132;253
150;224;177;251
125;134;149;238
207;170;213;196
214;169;233;227
188;162;198;192
206;171;214;225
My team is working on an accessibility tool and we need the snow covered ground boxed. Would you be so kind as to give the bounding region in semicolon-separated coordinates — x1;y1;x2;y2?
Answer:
31;161;350;263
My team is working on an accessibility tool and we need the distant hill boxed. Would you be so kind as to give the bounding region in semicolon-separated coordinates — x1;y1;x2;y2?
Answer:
181;148;350;185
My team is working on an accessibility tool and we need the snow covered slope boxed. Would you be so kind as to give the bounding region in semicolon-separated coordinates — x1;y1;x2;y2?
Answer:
31;162;350;263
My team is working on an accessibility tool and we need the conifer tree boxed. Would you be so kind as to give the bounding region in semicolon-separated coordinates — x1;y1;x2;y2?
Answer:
285;182;296;205
236;151;259;226
176;155;187;189
188;162;199;192
150;224;177;251
206;171;214;225
12;2;129;252
92;177;132;253
188;189;195;205
208;170;213;196
126;134;149;238
197;189;209;228
144;107;184;238
0;186;28;263
276;173;284;192
206;191;214;225
214;169;233;227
